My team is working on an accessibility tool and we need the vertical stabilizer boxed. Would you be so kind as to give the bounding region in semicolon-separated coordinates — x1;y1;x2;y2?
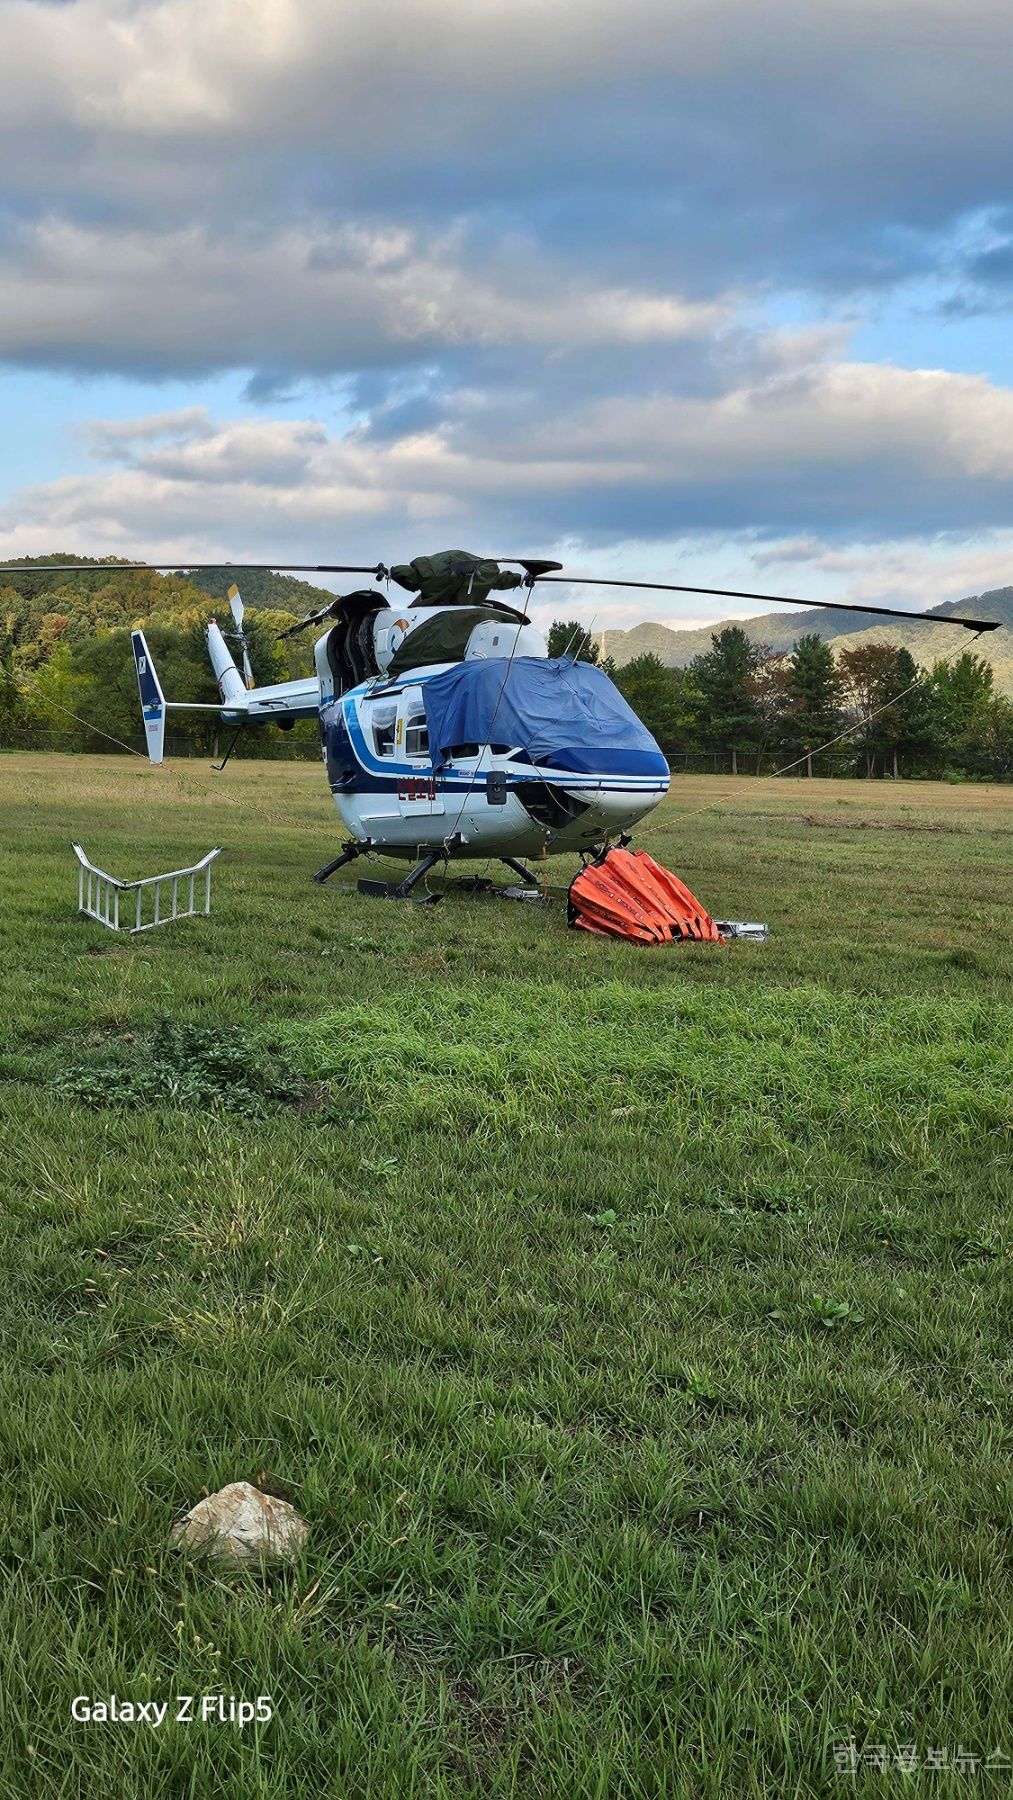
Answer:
131;629;166;764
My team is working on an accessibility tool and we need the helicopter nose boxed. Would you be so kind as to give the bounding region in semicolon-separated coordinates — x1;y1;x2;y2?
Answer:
545;746;671;788
549;746;671;829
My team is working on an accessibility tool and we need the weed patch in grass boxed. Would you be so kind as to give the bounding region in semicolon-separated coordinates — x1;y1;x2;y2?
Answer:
51;1017;318;1120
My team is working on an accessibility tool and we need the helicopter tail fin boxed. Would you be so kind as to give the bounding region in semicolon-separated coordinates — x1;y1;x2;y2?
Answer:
131;629;166;764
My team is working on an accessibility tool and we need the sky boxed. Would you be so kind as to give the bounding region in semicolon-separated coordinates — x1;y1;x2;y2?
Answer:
2;0;1013;632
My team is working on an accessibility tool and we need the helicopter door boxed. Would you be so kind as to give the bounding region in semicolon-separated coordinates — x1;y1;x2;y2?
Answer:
397;689;444;817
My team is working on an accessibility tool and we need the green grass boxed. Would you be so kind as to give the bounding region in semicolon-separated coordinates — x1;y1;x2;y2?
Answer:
1;753;1012;1797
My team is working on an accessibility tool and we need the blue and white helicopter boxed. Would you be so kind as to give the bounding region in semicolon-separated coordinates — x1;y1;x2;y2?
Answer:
10;548;999;900
130;552;679;896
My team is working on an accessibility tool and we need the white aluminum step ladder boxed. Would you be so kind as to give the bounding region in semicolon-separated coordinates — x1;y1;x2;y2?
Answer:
73;843;223;933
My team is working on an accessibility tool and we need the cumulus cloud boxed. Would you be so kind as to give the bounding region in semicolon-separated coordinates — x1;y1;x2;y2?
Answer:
7;342;1013;575
0;218;722;379
0;0;1011;399
3;0;1013;612
1;0;1013;361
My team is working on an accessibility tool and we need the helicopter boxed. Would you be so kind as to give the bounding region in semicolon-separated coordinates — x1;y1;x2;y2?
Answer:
5;549;1001;900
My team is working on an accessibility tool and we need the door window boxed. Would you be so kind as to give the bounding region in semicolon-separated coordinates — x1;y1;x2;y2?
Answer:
404;709;429;759
372;702;398;758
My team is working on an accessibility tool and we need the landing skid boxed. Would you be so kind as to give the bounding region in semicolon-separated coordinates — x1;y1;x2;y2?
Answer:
499;856;542;889
313;841;545;904
211;724;245;772
357;847;445;903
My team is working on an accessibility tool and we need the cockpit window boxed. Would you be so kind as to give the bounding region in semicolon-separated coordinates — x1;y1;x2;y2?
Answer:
404;710;429;758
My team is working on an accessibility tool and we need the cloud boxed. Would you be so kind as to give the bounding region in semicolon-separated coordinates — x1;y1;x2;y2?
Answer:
0;217;723;380
84;407;216;457
2;0;1013;379
3;0;1013;617
8;340;1013;576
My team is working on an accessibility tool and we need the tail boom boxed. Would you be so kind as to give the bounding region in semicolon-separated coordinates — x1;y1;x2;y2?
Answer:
207;618;248;707
130;623;319;762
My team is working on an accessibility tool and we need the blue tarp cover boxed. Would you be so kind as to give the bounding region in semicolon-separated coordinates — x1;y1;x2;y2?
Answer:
422;656;665;771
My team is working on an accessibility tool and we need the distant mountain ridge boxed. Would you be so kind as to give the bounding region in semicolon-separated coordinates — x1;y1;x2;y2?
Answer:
596;587;1013;694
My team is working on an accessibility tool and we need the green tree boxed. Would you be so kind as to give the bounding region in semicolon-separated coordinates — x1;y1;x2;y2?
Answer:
746;652;793;773
22;641;92;735
979;694;1013;780
614;654;698;747
880;648;940;777
691;626;762;775
546;619;601;663
837;644;904;777
930;652;995;773
784;634;843;777
0;593;32;744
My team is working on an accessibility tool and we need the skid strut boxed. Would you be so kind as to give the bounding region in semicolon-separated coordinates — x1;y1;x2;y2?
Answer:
500;856;541;889
313;840;370;884
357;847;446;904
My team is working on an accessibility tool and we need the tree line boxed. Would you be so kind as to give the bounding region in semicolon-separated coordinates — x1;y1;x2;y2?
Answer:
0;562;318;757
546;620;1013;780
1;561;1010;779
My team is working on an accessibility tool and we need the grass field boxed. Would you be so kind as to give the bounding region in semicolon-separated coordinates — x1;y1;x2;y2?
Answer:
1;751;1011;1797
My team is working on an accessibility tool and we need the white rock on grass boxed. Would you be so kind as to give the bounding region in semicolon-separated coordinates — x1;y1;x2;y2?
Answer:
172;1482;308;1564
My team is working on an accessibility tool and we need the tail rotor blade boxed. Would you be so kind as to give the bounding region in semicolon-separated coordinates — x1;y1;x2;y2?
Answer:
227;583;254;688
227;583;245;631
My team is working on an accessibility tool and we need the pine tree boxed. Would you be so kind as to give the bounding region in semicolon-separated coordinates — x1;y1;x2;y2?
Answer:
785;633;843;777
614;654;698;748
881;648;939;776
691;626;761;775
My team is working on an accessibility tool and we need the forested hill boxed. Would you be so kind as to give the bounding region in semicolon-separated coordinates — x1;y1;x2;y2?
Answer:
0;555;328;752
597;586;1013;693
180;568;338;612
598;606;871;664
0;555;336;613
828;588;1013;695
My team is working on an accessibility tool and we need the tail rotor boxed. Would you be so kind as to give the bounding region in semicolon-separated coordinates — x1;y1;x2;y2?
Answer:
227;583;255;688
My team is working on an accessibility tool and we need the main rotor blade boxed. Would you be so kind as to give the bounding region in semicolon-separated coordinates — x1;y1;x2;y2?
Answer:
0;561;385;577
534;576;1001;634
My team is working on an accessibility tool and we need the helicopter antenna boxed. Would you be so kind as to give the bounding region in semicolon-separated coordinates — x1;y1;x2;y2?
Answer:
559;613;598;661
